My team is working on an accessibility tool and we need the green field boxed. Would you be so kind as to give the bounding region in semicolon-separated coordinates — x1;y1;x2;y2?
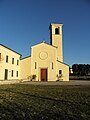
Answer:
0;84;90;120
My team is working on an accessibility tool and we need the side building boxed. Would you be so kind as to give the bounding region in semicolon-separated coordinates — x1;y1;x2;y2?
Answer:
0;44;21;80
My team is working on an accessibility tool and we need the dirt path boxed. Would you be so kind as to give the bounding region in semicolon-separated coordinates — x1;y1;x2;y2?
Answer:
21;80;90;85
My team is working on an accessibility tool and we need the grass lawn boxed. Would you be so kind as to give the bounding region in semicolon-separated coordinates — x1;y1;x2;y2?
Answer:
0;84;90;120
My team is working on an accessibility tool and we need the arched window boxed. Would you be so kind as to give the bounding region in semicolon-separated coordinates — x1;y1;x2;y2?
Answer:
59;70;62;74
55;28;59;34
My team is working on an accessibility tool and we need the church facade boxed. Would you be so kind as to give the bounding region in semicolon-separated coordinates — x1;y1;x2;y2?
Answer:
0;23;69;81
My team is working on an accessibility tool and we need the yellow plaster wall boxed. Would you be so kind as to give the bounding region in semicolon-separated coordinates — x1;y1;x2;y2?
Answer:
56;61;69;81
0;45;21;80
20;56;31;80
52;35;63;62
50;24;63;62
31;43;57;81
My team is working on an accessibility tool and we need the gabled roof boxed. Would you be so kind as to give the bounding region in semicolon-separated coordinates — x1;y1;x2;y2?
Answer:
0;44;22;56
31;41;57;49
57;60;69;67
21;55;31;60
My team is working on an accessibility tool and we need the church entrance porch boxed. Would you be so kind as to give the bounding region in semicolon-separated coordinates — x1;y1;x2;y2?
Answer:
40;68;47;81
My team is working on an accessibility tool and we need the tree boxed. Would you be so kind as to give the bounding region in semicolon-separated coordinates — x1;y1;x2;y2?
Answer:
72;64;79;76
72;64;90;76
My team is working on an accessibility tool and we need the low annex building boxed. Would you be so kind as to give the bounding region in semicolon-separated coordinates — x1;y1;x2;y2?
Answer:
0;23;69;81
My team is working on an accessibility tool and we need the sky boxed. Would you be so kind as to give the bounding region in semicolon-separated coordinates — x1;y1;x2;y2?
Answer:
0;0;90;66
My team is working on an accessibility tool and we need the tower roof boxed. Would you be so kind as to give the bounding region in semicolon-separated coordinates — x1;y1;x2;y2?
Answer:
49;23;63;29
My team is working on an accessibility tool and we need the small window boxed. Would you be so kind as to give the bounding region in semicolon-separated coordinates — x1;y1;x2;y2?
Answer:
12;58;14;64
55;28;59;34
11;70;14;77
0;53;1;61
35;62;37;69
17;60;19;65
59;70;62;74
6;55;8;63
52;62;54;69
16;71;18;77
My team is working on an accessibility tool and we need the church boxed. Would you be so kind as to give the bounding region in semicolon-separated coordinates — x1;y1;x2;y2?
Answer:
0;23;69;81
20;23;69;81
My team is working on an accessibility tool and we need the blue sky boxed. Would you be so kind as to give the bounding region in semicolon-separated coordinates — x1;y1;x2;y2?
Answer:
0;0;90;66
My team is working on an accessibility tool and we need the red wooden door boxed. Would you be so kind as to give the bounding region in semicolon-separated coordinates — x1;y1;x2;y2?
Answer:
41;69;47;81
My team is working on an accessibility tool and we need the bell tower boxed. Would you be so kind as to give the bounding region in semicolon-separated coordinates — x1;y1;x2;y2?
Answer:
49;23;63;62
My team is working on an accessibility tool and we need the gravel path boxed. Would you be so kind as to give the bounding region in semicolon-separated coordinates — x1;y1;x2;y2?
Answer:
0;80;90;85
20;80;90;85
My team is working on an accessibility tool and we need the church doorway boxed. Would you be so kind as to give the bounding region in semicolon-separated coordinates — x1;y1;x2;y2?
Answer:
41;68;47;81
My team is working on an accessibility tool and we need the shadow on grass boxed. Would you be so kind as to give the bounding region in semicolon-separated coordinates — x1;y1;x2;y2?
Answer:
0;85;90;120
1;88;90;107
